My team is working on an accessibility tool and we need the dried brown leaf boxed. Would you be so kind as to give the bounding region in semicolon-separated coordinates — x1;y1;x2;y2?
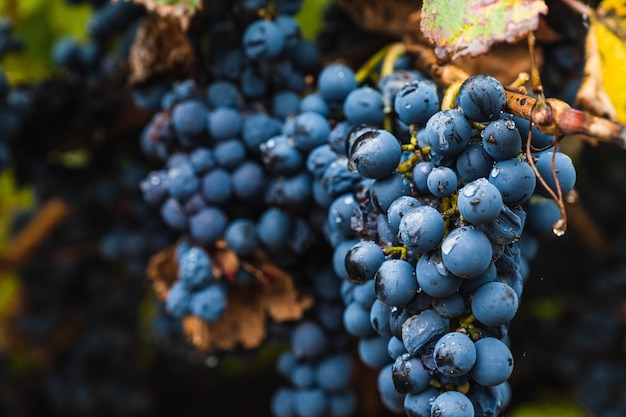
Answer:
131;0;201;31
128;13;196;86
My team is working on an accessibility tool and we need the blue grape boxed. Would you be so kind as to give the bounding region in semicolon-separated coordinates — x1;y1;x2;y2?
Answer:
374;259;418;307
456;74;506;122
402;309;449;356
200;168;231;204
430;391;475;417
242;113;283;151
140;170;168;205
166;160;199;199
261;134;303;175
292;111;331;152
327;193;358;239
427;166;458;197
189;147;216;173
388;336;408;359
240;66;268;99
476;204;524;245
481;117;522;161
343;301;375;337
165;281;191;318
291;321;328;359
377;213;401;246
188;206;227;244
488;158;536;205
292;389;328;417
257;207;293;250
404;387;439;417
206;80;242;109
207;107;242;142
271;387;295;417
456;143;495;182
471;281;519;326
160;197;188;231
358;335;392;369
275;15;301;48
412;161;434;194
264;172;312;207
343;86;385;126
534;150;576;197
377;364;406;414
424;109;472;157
526;198;562;239
352;279;377;309
370;173;412;212
276;351;297;378
327;121;354;156
433;332;477;376
392;353;431;394
318;64;357;105
387;196;421;235
344;240;386;284
189;283;227;322
291;363;316;388
315;354;353;392
399;205;445;253
370;299;393;338
348;129;402;180
321;158;363;198
306;144;338;179
332;239;359;279
441;226;493;278
171;99;207;141
470;337;514;386
415;250;463;297
394;79;440;126
272;90;300;119
460;262;497;293
328;390;356;417
242;19;285;60
231;160;266;201
300;93;330;117
457;178;504;225
178;246;213;289
431;292;466;319
214;138;247;169
225;218;258;256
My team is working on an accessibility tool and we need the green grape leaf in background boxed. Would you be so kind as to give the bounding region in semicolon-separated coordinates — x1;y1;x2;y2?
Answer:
420;0;548;61
0;0;91;84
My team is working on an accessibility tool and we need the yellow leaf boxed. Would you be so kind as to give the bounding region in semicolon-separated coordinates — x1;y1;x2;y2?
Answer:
595;20;626;122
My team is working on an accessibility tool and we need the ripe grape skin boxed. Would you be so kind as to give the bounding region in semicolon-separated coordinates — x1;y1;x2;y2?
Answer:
394;79;440;126
370;299;393;338
242;19;285;60
214;138;247;170
370;174;412;212
201;168;232;204
399;205;446;254
433;332;477;376
189;283;228;322
344;240;386;284
260;134;303;175
481;117;522;161
293;111;331;152
412;161;434;194
178;246;213;289
358;335;392;369
416;250;463;298
349;129;402;180
165;281;191;318
291;321;328;359
374;259;418;308
257;207;293;250
470;337;514;386
424;109;472;157
225;218;259;257
401;309;449;356
160;197;188;231
343;86;385;126
427;166;459;198
404;387;439;417
318;64;358;105
430;390;475;417
456;74;506;122
441;226;493;278
457;178;504;225
392;353;432;394
377;364;407;414
489;158;536;205
343;301;376;338
306;144;338;179
534;150;576;197
471;281;519;326
387;195;422;235
293;389;328;417
456;143;495;182
188;206;228;244
231;160;266;201
166;160;199;200
431;292;466;319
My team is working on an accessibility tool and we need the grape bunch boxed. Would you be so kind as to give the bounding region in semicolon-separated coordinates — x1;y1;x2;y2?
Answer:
301;66;576;416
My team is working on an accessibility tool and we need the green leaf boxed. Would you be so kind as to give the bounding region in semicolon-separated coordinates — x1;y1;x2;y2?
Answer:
420;0;548;61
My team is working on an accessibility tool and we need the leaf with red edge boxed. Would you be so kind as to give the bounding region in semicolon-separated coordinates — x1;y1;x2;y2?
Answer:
420;0;548;61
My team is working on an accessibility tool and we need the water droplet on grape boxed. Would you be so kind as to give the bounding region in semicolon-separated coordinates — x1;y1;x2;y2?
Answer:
552;219;566;236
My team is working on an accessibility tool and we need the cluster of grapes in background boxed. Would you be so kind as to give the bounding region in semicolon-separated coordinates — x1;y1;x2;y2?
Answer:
0;0;625;417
